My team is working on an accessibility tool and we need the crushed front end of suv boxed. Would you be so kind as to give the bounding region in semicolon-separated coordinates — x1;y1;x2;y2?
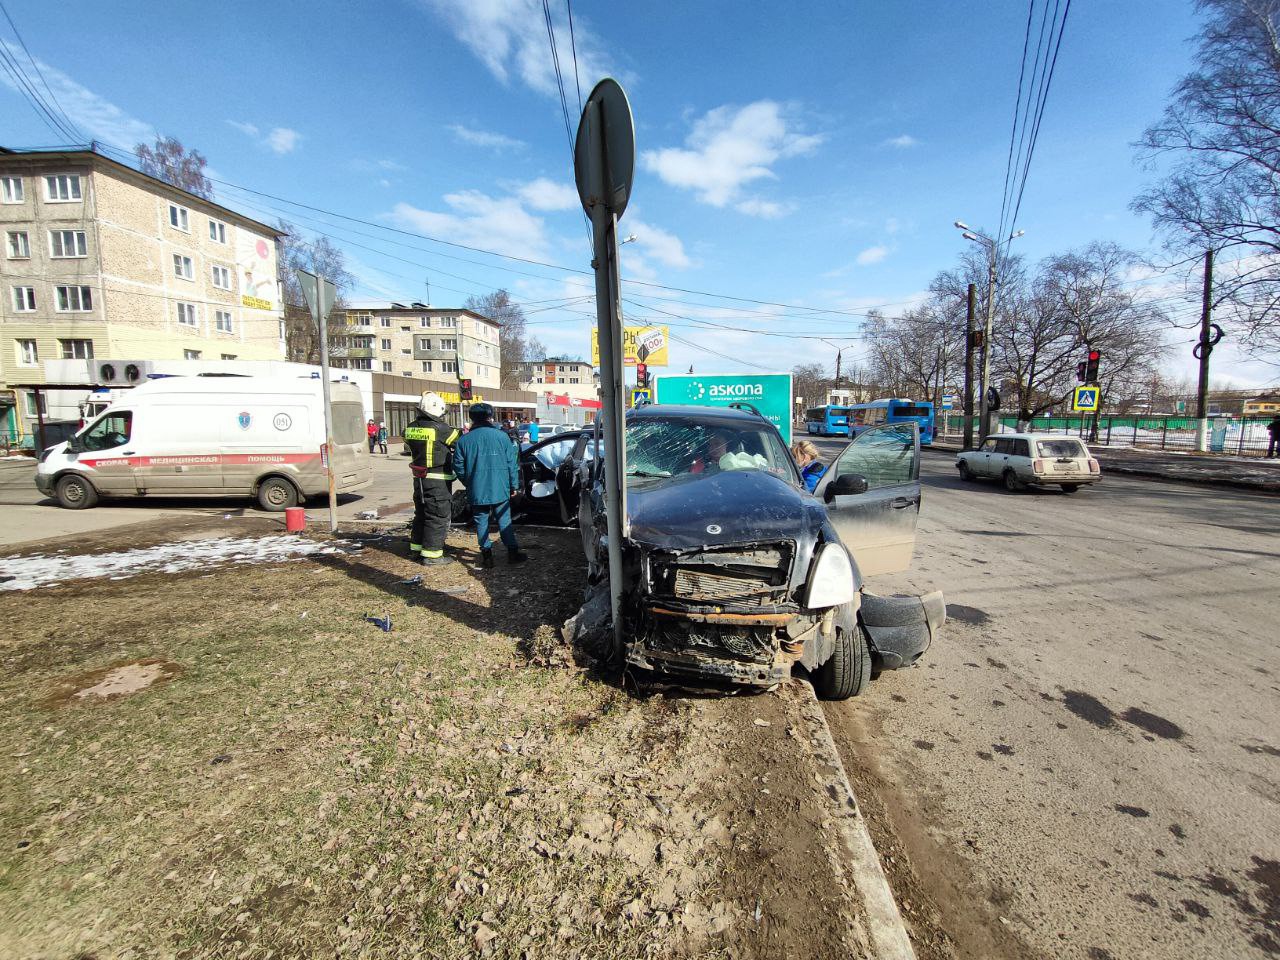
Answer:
572;405;945;699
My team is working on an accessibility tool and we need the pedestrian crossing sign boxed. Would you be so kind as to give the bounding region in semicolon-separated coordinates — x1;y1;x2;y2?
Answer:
631;388;651;407
1072;386;1100;412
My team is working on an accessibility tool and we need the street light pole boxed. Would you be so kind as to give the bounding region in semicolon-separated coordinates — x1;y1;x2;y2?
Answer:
954;222;1023;443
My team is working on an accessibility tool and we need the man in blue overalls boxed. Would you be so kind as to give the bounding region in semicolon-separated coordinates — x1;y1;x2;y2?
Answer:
403;392;459;565
453;402;528;569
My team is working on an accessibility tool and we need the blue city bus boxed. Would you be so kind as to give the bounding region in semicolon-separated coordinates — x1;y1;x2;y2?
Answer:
804;405;851;436
848;398;935;445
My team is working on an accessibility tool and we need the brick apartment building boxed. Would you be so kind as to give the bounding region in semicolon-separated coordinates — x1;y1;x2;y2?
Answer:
337;302;501;391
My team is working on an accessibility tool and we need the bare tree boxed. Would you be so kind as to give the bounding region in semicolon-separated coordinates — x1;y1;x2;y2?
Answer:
791;361;832;410
276;220;354;364
135;136;213;199
1133;0;1280;357
464;290;531;388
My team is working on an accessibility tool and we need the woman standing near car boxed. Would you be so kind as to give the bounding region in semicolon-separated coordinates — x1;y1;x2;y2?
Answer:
791;439;826;492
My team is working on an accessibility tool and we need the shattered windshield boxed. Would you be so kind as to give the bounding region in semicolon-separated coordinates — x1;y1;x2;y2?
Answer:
625;419;797;484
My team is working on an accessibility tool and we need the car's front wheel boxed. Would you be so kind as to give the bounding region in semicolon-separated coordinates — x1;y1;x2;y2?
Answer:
958;461;975;482
55;473;98;510
812;607;871;700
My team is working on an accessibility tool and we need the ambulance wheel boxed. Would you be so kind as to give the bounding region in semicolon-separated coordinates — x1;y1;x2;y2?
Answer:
55;474;98;510
257;476;299;512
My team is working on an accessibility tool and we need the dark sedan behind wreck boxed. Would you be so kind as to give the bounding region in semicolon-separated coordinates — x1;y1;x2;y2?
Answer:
562;404;945;699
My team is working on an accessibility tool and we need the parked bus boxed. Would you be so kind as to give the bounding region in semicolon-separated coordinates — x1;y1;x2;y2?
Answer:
848;398;935;445
803;405;851;436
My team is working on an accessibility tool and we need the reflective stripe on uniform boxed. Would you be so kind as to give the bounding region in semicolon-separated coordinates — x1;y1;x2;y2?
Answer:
410;543;423;552
422;548;444;558
425;471;455;480
445;429;460;445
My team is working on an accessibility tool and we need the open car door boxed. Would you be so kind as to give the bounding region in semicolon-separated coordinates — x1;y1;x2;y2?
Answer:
814;422;921;578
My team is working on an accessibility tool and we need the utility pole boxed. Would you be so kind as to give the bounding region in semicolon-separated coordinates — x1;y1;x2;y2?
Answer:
978;251;997;442
316;276;338;533
1194;248;1214;452
835;349;842;385
963;282;976;448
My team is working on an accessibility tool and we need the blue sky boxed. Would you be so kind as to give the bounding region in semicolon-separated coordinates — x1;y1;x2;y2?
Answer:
2;0;1272;386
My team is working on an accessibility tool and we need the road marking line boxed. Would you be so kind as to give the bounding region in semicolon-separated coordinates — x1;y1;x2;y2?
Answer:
795;680;917;960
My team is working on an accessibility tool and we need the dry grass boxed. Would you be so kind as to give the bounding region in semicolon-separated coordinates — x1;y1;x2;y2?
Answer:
0;525;737;960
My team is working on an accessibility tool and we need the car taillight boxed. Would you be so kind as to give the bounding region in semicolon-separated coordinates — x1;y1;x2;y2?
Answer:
1088;459;1100;474
1033;458;1045;474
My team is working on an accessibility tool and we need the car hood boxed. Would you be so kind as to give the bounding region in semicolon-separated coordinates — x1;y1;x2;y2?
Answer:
628;469;813;550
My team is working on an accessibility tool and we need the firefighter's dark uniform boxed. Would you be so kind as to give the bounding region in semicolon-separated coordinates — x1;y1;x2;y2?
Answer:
403;414;460;560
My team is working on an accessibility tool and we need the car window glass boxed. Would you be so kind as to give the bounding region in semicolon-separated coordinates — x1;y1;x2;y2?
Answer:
980;438;997;452
533;438;575;470
624;419;795;483
1013;439;1030;457
81;411;132;451
1037;439;1086;458
993;439;1012;455
832;424;914;489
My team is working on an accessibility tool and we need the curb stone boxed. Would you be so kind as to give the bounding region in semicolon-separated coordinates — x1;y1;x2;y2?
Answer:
794;681;917;960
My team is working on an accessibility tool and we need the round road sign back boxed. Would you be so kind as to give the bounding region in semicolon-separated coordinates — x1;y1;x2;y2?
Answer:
574;77;635;220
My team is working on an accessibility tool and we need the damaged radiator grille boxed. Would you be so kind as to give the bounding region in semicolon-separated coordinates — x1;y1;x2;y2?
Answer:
652;543;793;607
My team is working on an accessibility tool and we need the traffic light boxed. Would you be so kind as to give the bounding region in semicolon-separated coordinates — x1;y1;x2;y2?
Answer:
636;363;648;389
459;378;473;401
1084;349;1101;383
1076;361;1087;382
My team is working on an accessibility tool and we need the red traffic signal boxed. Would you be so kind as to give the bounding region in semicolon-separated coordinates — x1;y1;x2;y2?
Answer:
636;362;649;387
1088;349;1101;361
1084;349;1101;383
459;378;473;401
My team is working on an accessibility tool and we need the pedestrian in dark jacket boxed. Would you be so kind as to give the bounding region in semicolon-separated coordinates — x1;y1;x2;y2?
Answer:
404;393;459;565
453;403;528;568
1267;415;1280;458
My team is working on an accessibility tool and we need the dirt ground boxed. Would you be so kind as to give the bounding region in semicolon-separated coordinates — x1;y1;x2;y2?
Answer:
0;516;876;960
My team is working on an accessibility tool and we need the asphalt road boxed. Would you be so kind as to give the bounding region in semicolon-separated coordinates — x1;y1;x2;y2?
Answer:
819;446;1280;960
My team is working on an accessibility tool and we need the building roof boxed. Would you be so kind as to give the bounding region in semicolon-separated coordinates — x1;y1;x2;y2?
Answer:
0;145;285;238
344;302;500;325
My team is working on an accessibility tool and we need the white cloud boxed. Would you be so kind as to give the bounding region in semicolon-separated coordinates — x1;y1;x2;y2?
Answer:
517;177;579;211
856;245;889;266
421;0;610;98
448;123;526;151
626;219;691;269
735;198;792;219
641;100;822;209
266;127;300;155
882;134;919;148
0;40;153;149
387;191;550;261
226;120;259;137
885;217;902;235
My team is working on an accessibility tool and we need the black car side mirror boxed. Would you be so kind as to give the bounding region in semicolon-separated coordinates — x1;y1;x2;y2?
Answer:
824;473;869;502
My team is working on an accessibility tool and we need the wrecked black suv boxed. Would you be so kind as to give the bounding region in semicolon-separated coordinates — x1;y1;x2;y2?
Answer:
564;404;944;699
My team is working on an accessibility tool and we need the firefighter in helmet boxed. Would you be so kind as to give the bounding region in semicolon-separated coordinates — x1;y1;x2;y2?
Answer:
403;392;460;565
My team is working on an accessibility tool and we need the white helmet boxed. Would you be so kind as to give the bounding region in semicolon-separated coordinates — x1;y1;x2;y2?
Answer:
419;391;446;418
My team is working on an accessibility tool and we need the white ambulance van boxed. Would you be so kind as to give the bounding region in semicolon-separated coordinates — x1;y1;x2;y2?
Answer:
35;375;372;511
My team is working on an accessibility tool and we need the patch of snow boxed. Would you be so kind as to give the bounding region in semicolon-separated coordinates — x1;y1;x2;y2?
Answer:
0;535;338;591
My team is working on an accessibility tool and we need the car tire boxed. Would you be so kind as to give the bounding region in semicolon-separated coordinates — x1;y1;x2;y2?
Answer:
256;476;299;512
812;611;871;700
55;473;98;510
1060;484;1080;494
1003;470;1023;493
958;461;975;482
451;489;472;523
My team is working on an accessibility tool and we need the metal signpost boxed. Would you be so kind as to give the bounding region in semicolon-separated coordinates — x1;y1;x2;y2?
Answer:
653;373;795;445
575;78;635;656
296;268;339;534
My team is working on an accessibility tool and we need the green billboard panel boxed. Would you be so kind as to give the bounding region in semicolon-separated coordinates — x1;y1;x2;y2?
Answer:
652;373;794;444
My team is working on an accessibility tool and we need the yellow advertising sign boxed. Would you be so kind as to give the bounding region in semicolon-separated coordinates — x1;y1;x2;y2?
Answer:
439;392;483;405
241;294;272;311
591;325;669;367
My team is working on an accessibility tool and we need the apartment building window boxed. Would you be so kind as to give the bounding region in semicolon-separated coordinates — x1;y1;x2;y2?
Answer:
420;317;430;327
0;176;21;203
208;219;226;243
440;338;457;350
221;353;237;360
44;174;81;202
442;360;457;374
55;285;92;312
176;302;198;327
173;254;194;280
168;203;189;231
24;391;46;417
59;338;94;360
16;339;37;366
569;377;580;384
380;317;391;327
441;315;457;328
380;338;391;350
382;361;392;372
6;231;29;258
400;325;411;332
401;347;411;355
12;286;35;312
402;371;412;377
350;358;372;370
418;337;432;350
214;309;233;332
211;265;231;289
184;349;202;360
49;230;87;258
421;361;432;373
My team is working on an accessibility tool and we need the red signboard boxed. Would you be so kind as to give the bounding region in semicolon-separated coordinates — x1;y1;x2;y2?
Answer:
545;392;601;409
